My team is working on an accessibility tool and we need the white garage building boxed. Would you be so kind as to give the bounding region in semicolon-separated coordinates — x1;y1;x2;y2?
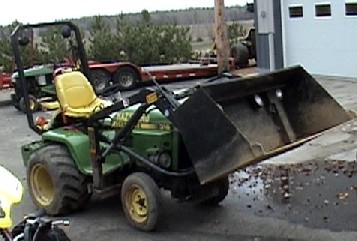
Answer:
255;0;357;77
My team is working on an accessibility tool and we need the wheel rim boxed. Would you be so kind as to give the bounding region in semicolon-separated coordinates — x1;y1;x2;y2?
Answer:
29;99;36;111
93;78;107;92
119;73;134;88
125;185;148;224
30;164;55;206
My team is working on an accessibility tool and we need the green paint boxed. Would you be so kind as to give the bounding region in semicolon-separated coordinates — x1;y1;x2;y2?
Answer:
22;104;183;176
22;128;130;175
40;85;56;95
12;65;53;79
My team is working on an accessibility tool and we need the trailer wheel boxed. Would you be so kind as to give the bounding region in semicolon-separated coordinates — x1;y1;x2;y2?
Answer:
27;145;90;215
230;43;249;68
200;177;229;206
113;66;139;90
19;95;39;113
121;172;161;231
90;69;110;93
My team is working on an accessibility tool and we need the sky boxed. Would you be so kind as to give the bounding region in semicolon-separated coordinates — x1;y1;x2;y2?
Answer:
0;0;253;26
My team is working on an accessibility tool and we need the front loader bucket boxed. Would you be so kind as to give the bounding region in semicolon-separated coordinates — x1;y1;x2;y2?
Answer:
172;66;351;184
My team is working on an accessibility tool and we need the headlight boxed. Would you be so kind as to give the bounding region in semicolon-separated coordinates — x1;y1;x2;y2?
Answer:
276;89;283;99
37;76;47;86
158;152;172;169
254;94;264;107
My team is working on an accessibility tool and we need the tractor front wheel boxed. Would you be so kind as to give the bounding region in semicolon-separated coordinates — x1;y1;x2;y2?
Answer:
121;172;161;231
27;145;90;215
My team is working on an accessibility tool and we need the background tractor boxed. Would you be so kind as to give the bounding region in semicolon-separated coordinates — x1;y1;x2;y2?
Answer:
229;27;256;68
202;27;256;69
10;26;114;113
11;64;57;112
12;22;351;232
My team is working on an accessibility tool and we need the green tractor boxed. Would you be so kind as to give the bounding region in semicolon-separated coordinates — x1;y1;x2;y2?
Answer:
11;64;57;112
12;22;351;231
10;28;109;113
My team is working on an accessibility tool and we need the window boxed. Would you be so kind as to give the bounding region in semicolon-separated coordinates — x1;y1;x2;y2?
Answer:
315;4;331;17
346;3;357;16
289;6;303;18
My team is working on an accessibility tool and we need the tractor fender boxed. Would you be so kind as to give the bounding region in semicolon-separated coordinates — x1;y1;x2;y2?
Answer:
39;129;129;175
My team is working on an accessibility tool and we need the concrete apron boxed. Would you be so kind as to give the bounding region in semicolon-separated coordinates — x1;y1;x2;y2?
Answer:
264;118;357;164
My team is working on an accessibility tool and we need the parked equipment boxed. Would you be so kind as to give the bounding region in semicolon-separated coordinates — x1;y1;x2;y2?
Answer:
0;165;70;241
11;24;231;114
0;72;12;90
230;27;256;68
12;22;351;232
205;27;256;69
11;65;58;112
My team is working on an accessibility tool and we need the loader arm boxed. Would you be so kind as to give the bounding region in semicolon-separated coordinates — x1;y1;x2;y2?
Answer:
87;87;192;189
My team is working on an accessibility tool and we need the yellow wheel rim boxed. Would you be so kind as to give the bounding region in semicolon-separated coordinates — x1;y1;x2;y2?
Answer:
29;99;35;110
30;164;55;206
126;185;148;223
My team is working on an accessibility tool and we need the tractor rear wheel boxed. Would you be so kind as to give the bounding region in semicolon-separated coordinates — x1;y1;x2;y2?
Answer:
121;172;161;231
27;145;90;215
230;43;250;68
19;95;39;113
200;177;229;206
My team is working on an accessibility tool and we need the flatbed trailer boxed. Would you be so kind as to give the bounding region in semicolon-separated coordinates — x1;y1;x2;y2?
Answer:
88;60;234;91
141;63;221;80
0;73;12;89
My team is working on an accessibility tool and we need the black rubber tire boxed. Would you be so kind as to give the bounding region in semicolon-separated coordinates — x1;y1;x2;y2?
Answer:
121;172;161;232
18;98;25;112
19;95;39;113
90;69;110;93
27;145;90;215
45;226;72;241
0;230;11;241
230;43;250;68
200;177;229;206
13;96;20;110
113;66;139;90
11;219;71;241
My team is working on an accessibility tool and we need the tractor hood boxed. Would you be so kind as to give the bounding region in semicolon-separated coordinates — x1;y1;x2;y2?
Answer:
12;64;53;79
111;105;172;130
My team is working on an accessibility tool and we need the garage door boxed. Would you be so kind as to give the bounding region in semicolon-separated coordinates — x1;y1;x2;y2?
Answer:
281;0;357;77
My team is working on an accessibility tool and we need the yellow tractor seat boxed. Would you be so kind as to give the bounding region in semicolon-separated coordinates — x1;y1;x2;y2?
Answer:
0;165;23;229
55;71;111;118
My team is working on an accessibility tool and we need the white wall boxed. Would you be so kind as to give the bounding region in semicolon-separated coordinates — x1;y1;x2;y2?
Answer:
281;0;357;77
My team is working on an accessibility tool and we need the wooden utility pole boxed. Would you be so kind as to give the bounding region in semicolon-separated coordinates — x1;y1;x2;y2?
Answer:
214;0;229;74
29;28;34;66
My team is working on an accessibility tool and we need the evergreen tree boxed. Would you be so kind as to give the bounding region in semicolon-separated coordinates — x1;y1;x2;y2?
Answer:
88;16;118;61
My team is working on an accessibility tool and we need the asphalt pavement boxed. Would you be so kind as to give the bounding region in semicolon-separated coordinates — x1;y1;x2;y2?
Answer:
0;88;12;106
